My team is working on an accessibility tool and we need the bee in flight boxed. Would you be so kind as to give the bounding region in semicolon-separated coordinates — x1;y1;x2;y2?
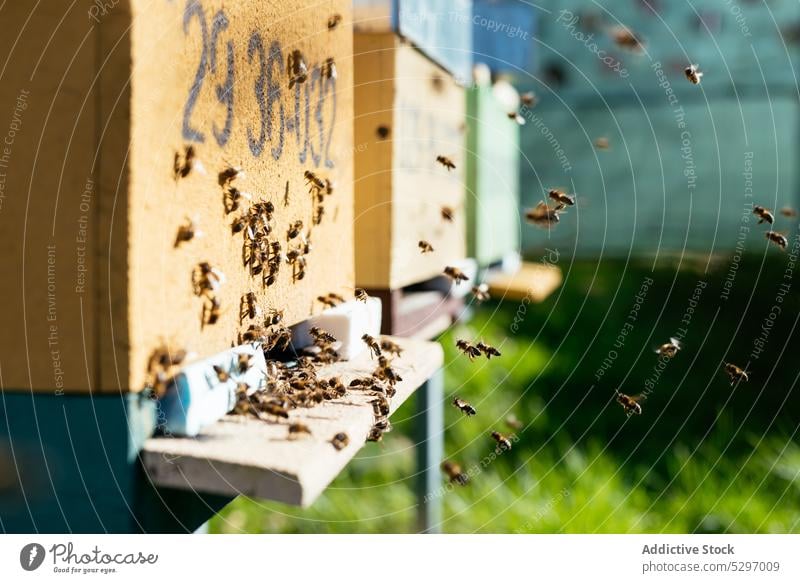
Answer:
780;207;797;218
752;205;775;225
505;414;523;431
288;423;312;439
476;341;501;359
362;334;382;358
520;91;537;108
548;188;575;207
436;155;456;171
723;363;749;386
525;201;565;228
452;397;476;416
443;265;469;284
355;288;369;302
594;137;610;150
609;25;646;53
656;337;682;359
684;64;703;85
507;111;525;126
441;460;470;485
615;391;643;417
491;431;512;453
766;231;788;250
456;339;482;361
471;283;490;303
418;240;434;254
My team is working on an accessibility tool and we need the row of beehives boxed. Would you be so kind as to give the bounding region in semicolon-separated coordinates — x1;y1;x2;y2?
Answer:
0;0;536;395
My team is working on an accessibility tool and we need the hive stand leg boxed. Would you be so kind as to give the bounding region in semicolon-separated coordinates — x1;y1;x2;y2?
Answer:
414;368;444;533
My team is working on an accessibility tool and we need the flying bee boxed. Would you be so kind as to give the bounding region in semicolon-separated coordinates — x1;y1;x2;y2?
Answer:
287;220;303;240
507;111;526;126
239;324;268;344
753;205;775;225
331;432;349;451
684;64;703;85
505;413;523;431
656;337;682;359
362;334;382;358
379;338;403;357
355;288;369;302
525;201;564;228
443;266;469;284
309;326;337;345
203;295;221;326
327;13;342;30
212;364;230;383
223;187;252;214
441;460;469;485
780;207;798;218
609;25;646;53
419;240;434;254
173;145;199;179
304;170;325;193
237;353;252;374
594;137;610;150
441;206;455;222
436;155;456;171
471;283;490;303
456;339;482;361
766;231;788;250
218;165;245;187
174;217;202;247
476;341;501;359
322;57;337;80
520;91;537;107
615;392;643;417
452;397;476;416
723;363;749;385
288;49;308;88
288;423;312;438
328;292;345;304
548;188;575;207
491;431;512;453
317;295;338;308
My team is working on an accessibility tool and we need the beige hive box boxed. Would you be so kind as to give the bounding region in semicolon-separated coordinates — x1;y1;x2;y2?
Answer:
353;33;466;290
0;0;354;394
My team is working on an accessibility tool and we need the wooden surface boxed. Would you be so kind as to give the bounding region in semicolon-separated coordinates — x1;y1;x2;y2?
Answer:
142;337;443;506
487;262;563;303
354;33;466;289
1;0;355;394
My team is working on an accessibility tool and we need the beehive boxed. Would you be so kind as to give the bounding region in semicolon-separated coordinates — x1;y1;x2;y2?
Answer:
0;0;354;394
353;33;466;290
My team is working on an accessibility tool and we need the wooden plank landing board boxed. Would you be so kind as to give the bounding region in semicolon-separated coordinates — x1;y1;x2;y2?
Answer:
142;337;443;506
487;262;563;303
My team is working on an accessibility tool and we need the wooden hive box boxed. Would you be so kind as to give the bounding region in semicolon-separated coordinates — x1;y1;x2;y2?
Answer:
0;0;354;394
466;82;521;267
353;33;466;290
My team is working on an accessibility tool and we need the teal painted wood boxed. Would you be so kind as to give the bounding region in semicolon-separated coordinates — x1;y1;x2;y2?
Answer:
0;392;232;532
466;84;521;266
471;0;538;75
519;97;799;256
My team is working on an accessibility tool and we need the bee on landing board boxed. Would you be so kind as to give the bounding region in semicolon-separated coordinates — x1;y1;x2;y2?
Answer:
491;431;512;453
418;240;435;254
355;288;369;302
656;337;682;359
766;231;788;250
309;326;337;346
436;155;456;171
723;363;749;385
525;201;565;228
362;334;382;358
471;283;490;303
684;64;703;85
476;341;501;359
212;365;231;383
441;460;469;485
443;266;469;284
288;423;312;439
331;432;349;451
615;392;643;417
548;188;575;207
456;339;482;361
753;205;775;225
379;338;403;357
452;397;476;416
266;309;284;326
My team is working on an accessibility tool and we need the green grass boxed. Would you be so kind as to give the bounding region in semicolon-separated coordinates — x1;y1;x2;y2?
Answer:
210;256;800;533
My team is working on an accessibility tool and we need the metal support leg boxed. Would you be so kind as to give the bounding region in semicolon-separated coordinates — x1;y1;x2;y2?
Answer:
414;368;444;533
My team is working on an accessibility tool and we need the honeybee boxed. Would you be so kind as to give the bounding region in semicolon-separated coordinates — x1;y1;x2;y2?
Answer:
476;341;501;359
594;137;610;150
331;432;349;450
375;355;402;386
507;111;526;125
315;295;335;308
371;396;390;417
288;49;308;88
264;309;283;327
203;295;222;326
520;91;537;107
231;215;249;235
239;324;268;344
355;288;369;302
416;240;435;254
723;363;749;385
525;201;564;228
218;165;245;187
173;145;199;179
362;334;382;358
471;283;490;303
443;266;469;284
304;170;325;193
456;339;482;361
753;205;775;225
452;397;476;416
766;231;788;250
240;292;260;322
213;364;230;383
310;326;337;346
441;206;455;222
262;401;290;420
379;338;403;357
288;423;312;438
366;425;385;442
548;188;575;207
656;337;682;358
505;413;523;431
237;353;252;374
376;125;391;139
327;13;342;30
268;326;293;352
615;391;643;417
609;25;645;53
684;64;703;85
174;217;201;247
780;207;798;218
149;346;189;371
491;431;512;453
287;220;303;240
292;256;307;282
322;57;337;80
193;262;224;295
436;155;456;170
441;460;469;485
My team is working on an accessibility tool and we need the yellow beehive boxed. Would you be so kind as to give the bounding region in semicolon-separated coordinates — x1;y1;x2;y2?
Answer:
0;0;354;393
